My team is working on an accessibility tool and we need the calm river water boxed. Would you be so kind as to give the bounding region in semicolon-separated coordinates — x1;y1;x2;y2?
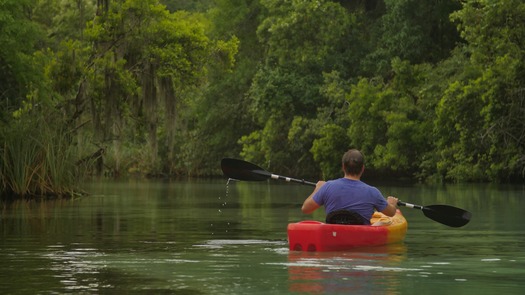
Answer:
1;179;524;294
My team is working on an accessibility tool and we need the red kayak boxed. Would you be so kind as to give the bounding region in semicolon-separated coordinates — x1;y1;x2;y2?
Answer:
287;210;408;252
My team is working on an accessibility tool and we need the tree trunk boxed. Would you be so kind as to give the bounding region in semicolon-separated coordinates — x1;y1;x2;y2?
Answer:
143;61;158;168
160;77;177;173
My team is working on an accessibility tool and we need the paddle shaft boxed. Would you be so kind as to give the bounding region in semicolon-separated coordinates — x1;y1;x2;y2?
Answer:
269;174;316;186
397;201;423;210
221;158;317;186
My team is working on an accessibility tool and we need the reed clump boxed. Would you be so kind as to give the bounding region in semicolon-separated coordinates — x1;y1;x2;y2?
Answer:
0;114;81;199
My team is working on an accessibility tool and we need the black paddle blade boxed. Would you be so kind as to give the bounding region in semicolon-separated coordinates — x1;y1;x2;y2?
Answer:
221;158;271;181
422;205;472;228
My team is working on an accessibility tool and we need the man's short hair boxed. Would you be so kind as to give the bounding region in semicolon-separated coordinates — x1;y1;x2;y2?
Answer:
342;149;364;175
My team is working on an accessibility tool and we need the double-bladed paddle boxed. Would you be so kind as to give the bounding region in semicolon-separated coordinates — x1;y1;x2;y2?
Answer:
221;158;472;228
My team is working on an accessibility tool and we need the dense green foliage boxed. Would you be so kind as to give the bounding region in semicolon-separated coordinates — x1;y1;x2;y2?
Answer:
1;0;524;198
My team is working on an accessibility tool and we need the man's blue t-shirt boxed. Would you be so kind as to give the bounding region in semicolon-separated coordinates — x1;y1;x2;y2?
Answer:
312;178;388;225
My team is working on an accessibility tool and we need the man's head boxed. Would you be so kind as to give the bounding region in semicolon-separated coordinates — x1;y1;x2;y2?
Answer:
342;149;364;176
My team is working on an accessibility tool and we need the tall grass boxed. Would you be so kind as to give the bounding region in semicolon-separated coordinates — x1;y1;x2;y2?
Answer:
1;113;79;199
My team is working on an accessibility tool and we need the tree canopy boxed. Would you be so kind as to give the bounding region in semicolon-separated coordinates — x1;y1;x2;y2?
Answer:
1;0;524;198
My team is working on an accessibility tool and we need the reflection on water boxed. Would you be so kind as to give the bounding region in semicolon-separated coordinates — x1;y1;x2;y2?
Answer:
285;244;408;294
196;239;284;249
44;244;106;292
1;180;524;294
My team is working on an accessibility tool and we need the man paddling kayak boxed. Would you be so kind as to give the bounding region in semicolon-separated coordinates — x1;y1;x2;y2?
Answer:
301;149;398;225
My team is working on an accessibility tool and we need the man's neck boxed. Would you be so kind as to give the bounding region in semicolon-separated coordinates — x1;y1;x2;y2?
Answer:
344;175;361;181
